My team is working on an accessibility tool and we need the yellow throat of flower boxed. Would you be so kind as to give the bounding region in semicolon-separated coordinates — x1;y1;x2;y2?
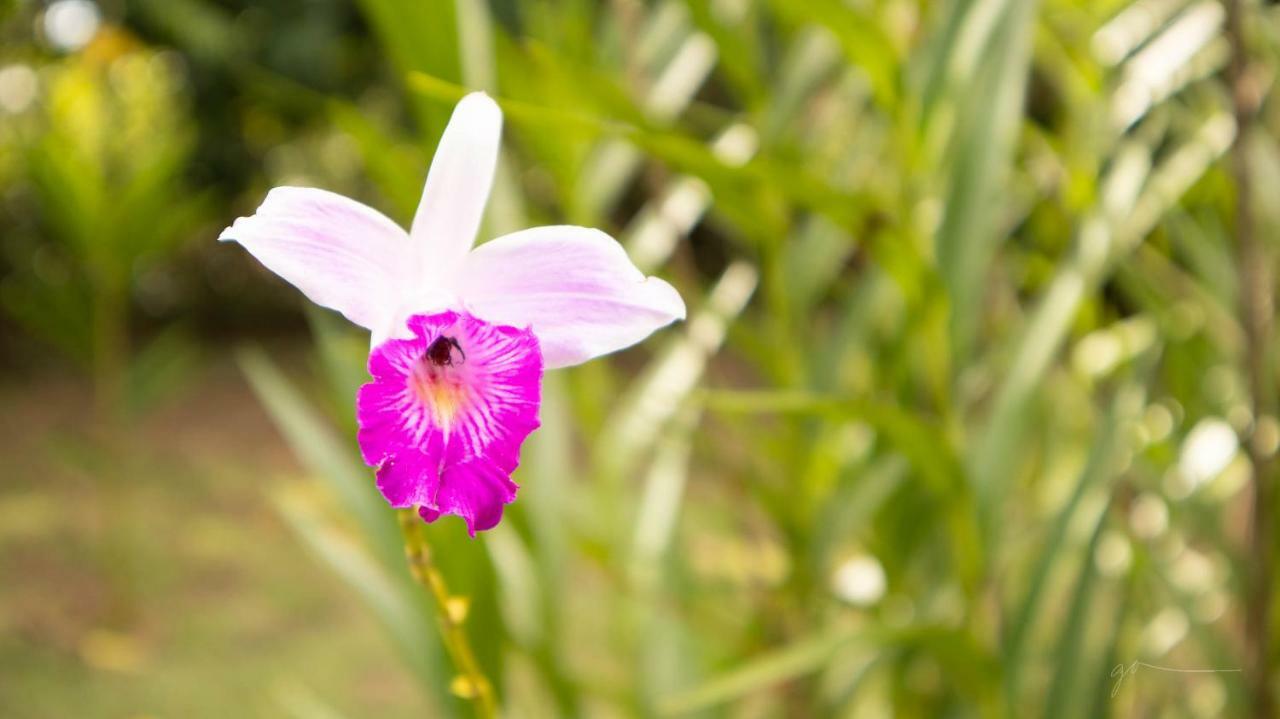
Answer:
409;366;469;428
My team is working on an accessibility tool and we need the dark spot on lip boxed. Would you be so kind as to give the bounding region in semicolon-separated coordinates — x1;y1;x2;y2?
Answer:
425;335;465;367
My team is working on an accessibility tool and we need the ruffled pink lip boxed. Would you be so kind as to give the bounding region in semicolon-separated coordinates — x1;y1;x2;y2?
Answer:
356;311;543;535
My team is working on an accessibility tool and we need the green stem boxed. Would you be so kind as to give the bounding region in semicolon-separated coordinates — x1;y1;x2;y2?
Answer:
397;510;499;718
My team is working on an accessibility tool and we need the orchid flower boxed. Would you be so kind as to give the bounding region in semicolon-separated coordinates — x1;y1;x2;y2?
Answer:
221;93;685;534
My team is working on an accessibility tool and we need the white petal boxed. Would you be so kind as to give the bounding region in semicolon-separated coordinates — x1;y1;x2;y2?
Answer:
219;187;411;330
459;226;686;369
410;92;503;284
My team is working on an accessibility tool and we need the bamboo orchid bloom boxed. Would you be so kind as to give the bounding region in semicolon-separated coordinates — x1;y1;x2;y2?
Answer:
220;92;685;534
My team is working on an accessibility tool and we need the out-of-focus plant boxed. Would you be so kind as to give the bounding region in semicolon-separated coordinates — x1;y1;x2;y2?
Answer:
0;32;207;418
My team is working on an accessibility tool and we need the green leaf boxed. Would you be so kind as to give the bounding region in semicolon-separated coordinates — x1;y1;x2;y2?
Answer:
1002;387;1136;703
933;0;1040;364
273;487;455;715
702;389;984;590
657;627;863;715
356;0;463;143
970;113;1233;528
236;347;402;570
1043;500;1112;719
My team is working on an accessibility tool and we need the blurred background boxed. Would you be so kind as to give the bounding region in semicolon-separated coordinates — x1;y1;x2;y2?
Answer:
2;0;1279;716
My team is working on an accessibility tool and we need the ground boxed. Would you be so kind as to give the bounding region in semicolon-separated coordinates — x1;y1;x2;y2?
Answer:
0;354;424;718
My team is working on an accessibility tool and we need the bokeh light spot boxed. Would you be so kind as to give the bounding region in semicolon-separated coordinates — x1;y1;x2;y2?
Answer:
42;0;102;52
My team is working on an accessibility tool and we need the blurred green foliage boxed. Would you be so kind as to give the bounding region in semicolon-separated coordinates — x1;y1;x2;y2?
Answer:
3;0;1279;717
1;40;206;415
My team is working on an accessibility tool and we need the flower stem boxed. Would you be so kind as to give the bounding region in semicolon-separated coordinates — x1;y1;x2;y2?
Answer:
397;509;499;718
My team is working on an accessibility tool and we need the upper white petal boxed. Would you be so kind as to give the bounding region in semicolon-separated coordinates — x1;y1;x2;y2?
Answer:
458;226;686;369
219;187;411;330
410;92;503;285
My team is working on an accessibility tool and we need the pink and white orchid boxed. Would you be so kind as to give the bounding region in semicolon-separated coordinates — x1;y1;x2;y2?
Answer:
221;92;685;534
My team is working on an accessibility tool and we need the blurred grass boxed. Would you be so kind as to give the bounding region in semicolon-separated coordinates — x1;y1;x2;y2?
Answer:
2;0;1277;716
0;360;424;718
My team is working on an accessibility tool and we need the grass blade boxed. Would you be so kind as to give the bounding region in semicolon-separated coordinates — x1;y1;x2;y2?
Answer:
274;487;454;716
236;347;401;570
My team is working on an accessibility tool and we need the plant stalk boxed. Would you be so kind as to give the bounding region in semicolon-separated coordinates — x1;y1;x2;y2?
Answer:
1224;0;1274;716
92;283;129;424
398;509;498;718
